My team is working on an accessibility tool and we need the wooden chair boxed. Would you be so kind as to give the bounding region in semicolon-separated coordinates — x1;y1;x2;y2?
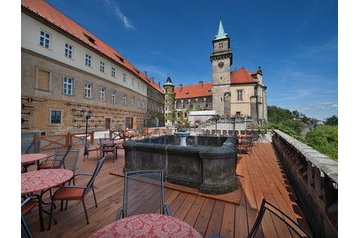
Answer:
38;145;72;170
48;156;107;229
115;170;172;220
248;199;312;238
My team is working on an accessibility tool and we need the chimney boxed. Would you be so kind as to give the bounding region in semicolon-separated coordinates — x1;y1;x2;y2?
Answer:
199;81;204;88
158;82;161;87
144;71;148;78
179;84;183;92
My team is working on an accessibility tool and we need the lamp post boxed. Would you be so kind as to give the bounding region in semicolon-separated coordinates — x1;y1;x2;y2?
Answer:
80;109;92;156
144;113;152;137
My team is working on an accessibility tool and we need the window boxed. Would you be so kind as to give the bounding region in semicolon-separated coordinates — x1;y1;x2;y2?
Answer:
237;90;243;101
40;30;50;48
50;110;61;124
112;91;116;103
65;43;73;58
115;54;124;62
111;67;116;77
63;77;73;95
36;68;51;91
218;42;223;48
100;61;105;73
100;88;106;101
84;83;92;98
122;95;127;106
83;33;96;44
85;54;92;67
123;73;127;82
125;116;133;129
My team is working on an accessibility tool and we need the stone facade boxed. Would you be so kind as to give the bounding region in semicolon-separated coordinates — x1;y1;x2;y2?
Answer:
21;50;153;133
210;37;232;116
21;2;164;134
163;77;175;126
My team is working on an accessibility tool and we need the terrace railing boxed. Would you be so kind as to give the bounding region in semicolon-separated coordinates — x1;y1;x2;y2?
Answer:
32;131;94;152
272;129;338;238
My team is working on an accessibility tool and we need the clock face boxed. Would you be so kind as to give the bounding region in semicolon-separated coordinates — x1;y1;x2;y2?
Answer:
218;62;224;68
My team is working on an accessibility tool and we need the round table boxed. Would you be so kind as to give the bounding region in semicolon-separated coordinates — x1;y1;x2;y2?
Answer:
21;153;48;164
21;169;74;194
90;213;203;238
21;153;49;172
21;169;74;231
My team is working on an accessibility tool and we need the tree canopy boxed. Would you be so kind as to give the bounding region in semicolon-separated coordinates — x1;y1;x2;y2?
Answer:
267;105;338;161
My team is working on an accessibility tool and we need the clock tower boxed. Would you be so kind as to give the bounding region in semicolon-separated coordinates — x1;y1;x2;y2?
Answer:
210;19;232;116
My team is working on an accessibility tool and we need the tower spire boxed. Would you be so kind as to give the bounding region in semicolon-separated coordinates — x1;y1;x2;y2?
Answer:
215;18;228;40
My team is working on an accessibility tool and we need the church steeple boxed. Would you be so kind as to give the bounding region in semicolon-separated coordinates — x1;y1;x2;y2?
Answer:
215;18;228;40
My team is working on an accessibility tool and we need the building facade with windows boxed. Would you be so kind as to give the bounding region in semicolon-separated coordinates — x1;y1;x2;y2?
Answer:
166;19;268;126
21;0;164;133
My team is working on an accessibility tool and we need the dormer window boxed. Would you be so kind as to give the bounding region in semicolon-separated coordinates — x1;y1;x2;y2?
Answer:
115;54;124;63
208;89;212;93
83;33;96;44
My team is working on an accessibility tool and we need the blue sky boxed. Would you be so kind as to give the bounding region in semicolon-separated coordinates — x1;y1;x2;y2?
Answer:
47;0;338;120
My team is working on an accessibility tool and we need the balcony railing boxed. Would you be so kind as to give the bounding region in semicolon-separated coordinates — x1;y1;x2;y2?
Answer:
272;129;338;238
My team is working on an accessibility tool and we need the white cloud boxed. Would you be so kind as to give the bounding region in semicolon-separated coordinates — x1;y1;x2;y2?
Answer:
114;6;135;30
100;0;135;30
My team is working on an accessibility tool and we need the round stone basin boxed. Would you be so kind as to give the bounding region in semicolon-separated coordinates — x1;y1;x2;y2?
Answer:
123;135;238;194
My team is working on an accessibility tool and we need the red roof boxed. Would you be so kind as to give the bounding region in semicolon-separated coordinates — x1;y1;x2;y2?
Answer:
174;67;257;99
21;0;162;93
174;82;212;99
230;67;257;84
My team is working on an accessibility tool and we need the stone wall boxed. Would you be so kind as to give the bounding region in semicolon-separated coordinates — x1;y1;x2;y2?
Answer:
272;130;338;238
21;50;162;133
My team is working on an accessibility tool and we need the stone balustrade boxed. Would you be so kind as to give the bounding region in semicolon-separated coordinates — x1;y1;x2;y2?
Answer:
272;129;338;238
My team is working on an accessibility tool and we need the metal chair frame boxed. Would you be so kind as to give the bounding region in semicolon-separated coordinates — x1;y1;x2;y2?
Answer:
248;199;312;238
116;170;172;220
48;156;107;229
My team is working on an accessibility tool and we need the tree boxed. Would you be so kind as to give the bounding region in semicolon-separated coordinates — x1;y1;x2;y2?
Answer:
267;106;293;124
325;115;338;126
305;125;338;161
292;110;300;119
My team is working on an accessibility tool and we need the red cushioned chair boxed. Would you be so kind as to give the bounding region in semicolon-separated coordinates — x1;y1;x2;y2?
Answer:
48;156;107;230
38;145;72;170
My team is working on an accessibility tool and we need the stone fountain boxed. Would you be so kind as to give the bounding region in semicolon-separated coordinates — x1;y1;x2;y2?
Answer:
123;135;238;194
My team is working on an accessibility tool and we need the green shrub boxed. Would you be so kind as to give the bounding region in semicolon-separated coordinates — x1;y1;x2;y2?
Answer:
305;125;338;161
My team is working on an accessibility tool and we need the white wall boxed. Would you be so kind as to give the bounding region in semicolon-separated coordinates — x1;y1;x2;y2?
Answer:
21;13;147;97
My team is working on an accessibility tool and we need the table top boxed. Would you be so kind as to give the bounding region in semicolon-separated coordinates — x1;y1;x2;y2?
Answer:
90;213;202;238
21;169;73;194
21;153;48;164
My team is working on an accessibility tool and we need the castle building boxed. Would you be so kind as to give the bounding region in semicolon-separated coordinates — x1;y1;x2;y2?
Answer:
21;0;164;134
165;19;268;126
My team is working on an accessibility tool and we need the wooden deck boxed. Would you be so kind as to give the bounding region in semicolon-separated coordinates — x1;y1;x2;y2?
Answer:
24;142;310;238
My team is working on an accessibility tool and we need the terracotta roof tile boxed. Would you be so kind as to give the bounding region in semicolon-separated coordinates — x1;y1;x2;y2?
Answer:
174;82;212;99
21;0;162;93
230;67;257;84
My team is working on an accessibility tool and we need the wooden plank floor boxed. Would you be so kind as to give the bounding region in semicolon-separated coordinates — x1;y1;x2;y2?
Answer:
24;142;310;238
